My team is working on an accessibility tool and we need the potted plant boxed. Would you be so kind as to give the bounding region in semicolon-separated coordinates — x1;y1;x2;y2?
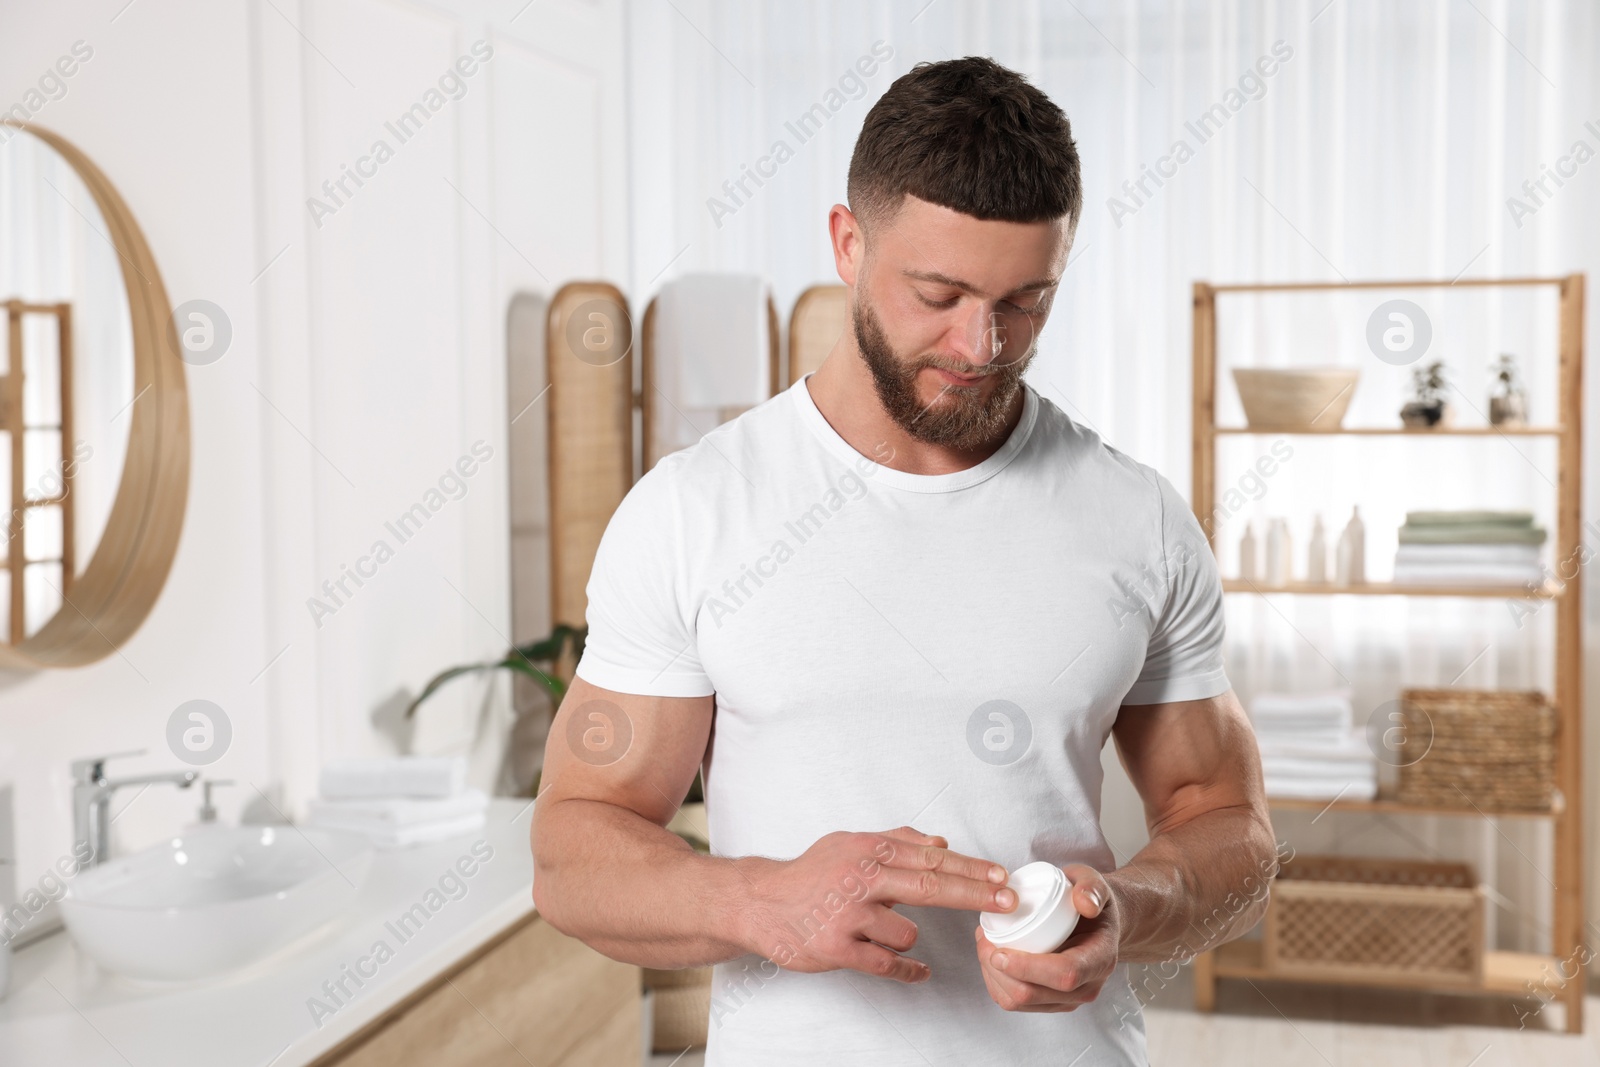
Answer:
404;623;707;814
405;624;583;797
1489;352;1527;427
1400;359;1451;429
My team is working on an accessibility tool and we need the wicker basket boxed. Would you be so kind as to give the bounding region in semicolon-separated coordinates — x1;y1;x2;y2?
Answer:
644;967;712;1051
1264;854;1483;987
1395;688;1556;812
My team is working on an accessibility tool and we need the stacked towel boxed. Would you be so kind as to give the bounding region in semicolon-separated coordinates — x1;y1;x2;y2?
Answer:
1251;691;1377;800
305;757;487;848
1392;511;1546;586
1250;691;1351;744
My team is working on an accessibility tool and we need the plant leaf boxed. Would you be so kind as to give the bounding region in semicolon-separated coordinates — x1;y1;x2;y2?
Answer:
405;625;588;718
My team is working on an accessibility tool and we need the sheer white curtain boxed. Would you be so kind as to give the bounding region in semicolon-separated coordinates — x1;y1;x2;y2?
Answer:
624;0;1600;957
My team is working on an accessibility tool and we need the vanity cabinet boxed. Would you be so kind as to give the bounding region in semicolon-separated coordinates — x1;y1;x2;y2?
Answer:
310;913;641;1066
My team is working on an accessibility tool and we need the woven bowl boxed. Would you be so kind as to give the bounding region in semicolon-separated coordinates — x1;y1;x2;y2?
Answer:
1232;367;1360;430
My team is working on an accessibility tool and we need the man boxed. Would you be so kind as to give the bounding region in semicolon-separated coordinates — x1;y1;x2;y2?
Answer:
533;57;1275;1065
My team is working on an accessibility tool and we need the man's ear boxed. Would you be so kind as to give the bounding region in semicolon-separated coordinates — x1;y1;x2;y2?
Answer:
829;203;865;288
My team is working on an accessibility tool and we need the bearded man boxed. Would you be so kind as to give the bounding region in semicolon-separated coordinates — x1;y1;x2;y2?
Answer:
533;55;1274;1067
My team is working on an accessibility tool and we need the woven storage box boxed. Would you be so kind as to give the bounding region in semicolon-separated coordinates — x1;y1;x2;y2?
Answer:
1395;688;1556;812
1263;854;1483;987
645;967;712;1051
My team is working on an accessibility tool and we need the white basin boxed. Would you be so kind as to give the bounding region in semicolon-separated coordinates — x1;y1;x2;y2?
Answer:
61;824;373;981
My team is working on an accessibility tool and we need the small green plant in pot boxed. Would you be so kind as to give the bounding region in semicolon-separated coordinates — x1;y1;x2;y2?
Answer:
1400;358;1450;429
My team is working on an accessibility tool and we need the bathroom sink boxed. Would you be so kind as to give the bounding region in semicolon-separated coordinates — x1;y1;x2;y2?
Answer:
61;824;374;981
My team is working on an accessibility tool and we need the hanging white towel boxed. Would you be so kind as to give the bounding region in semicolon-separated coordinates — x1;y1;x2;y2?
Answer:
651;274;771;459
656;273;770;409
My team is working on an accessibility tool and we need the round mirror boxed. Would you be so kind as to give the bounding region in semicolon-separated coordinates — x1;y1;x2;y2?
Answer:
0;122;188;668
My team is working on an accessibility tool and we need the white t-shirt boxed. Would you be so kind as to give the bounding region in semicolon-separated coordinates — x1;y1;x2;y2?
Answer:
575;375;1230;1066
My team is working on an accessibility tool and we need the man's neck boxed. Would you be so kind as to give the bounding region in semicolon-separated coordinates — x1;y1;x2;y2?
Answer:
804;334;1025;476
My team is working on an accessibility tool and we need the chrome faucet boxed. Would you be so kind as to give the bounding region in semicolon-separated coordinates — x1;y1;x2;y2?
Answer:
71;751;199;867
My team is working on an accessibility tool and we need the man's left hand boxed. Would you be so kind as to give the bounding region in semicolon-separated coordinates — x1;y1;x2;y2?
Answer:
974;863;1121;1012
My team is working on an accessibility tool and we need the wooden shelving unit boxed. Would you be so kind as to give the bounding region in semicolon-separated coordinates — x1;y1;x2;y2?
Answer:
1189;275;1587;1032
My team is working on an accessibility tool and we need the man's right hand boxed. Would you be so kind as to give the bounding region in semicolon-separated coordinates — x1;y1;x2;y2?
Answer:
737;826;1015;984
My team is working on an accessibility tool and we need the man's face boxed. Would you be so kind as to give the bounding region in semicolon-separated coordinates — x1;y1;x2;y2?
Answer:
839;195;1070;450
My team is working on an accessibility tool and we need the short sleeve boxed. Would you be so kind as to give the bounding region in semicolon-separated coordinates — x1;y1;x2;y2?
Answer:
573;457;714;698
1122;472;1231;705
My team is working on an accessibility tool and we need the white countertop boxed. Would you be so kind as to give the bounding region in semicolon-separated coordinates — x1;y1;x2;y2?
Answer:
0;799;537;1067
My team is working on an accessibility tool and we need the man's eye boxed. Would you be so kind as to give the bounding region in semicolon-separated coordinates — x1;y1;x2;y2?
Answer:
917;292;960;309
1003;300;1044;316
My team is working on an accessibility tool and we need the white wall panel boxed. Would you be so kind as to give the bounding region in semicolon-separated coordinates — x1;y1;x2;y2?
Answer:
0;0;629;914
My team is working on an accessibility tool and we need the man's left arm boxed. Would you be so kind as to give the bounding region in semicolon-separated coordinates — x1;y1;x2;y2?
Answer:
975;690;1277;1011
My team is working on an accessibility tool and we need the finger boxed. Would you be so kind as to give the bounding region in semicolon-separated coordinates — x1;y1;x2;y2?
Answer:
989;933;1114;992
840;940;929;984
1059;863;1110;917
871;866;1017;913
976;930;1051;1009
980;954;1099;1011
858;904;919;953
875;837;1009;886
877;826;948;849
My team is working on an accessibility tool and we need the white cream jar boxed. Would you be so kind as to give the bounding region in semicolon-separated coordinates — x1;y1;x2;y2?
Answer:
979;861;1080;955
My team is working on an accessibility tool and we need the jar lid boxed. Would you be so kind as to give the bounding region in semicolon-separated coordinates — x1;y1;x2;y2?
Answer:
979;861;1069;948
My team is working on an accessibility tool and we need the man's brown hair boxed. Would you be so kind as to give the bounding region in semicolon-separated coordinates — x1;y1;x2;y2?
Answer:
847;56;1082;231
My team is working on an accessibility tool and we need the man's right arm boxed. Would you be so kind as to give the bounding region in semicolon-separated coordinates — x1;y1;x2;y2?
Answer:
531;675;1018;982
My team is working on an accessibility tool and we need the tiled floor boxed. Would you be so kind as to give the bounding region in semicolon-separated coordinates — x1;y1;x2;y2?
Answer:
649;967;1600;1066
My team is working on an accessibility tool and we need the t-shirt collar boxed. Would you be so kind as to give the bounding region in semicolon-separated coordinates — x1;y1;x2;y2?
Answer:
791;372;1038;493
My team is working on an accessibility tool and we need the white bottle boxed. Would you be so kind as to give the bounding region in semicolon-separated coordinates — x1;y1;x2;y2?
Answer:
1307;514;1328;583
1239;522;1259;581
1336;506;1366;585
1265;518;1293;586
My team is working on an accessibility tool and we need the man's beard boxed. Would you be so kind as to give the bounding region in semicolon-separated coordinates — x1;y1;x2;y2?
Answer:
853;295;1035;452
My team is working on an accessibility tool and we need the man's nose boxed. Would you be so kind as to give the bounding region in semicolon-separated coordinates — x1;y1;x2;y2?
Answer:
955;303;1007;367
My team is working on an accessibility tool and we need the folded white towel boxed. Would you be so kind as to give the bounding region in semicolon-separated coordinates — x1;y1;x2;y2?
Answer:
1264;775;1379;800
1258;733;1372;760
1251;690;1352;716
319;757;466;800
1251;694;1353;755
1395;543;1542;565
1256;731;1353;752
1261;756;1377;779
305;809;486;849
1392;562;1545;585
307;788;488;829
1254;717;1349;734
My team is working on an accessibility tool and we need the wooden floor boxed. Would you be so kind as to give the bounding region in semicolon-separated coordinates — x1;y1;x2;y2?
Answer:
650;965;1600;1066
1141;964;1600;1066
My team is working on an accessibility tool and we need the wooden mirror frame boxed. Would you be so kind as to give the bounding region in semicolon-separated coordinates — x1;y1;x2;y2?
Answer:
0;121;189;668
